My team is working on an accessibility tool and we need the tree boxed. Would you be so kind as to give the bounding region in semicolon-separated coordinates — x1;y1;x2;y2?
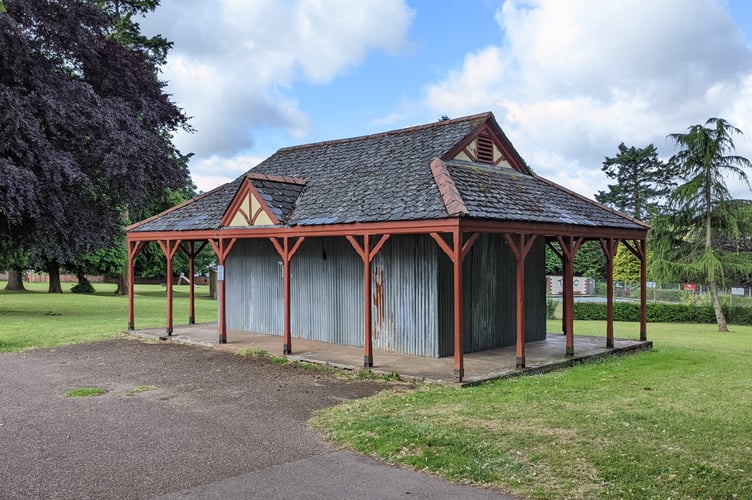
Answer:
596;143;673;221
0;0;190;293
664;118;752;331
612;244;641;284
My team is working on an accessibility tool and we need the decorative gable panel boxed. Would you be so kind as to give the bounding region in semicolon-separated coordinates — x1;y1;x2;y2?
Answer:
221;178;280;227
453;131;510;167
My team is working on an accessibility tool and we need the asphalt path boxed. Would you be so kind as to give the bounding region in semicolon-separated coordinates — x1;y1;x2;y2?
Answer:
0;339;513;499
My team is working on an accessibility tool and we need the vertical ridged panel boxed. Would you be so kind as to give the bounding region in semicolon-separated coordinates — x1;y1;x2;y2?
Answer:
372;234;439;358
290;237;364;347
225;239;283;335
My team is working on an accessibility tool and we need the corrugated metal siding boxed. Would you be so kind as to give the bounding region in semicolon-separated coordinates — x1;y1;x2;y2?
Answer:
224;232;545;358
225;239;283;335
289;237;363;346
437;233;547;356
371;235;440;357
524;239;547;342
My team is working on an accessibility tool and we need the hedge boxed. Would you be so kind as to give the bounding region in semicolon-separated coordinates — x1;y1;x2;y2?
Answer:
572;302;752;325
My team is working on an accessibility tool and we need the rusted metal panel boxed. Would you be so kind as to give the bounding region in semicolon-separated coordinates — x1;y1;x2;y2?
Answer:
371;234;441;358
224;232;545;358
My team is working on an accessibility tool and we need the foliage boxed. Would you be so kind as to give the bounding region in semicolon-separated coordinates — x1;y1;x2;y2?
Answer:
71;279;96;294
571;300;752;325
657;117;752;331
0;0;190;287
545;299;558;319
313;324;752;499
596;142;673;220
612;244;640;282
545;240;606;279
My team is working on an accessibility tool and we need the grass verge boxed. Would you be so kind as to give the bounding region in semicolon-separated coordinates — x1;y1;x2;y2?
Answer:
0;281;217;352
312;321;752;499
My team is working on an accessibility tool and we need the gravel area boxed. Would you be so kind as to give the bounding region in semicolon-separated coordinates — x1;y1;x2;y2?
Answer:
0;339;399;498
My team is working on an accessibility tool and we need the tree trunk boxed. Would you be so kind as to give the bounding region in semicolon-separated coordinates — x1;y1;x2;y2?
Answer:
710;282;729;332
4;269;26;291
114;272;127;296
47;261;63;293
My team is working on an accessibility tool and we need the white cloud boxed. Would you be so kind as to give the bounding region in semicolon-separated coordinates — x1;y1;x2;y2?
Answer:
142;0;414;159
189;154;266;193
422;0;752;197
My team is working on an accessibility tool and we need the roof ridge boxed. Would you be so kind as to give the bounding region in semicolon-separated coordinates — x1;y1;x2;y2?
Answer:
430;158;468;217
245;172;306;186
276;112;493;153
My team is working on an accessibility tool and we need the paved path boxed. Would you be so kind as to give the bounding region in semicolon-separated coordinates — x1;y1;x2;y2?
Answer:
0;339;513;499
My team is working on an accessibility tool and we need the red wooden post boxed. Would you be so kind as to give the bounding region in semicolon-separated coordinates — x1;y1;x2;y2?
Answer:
346;234;390;368
557;236;582;356
623;239;648;342
188;241;196;325
363;235;373;367
209;238;237;344
430;229;477;382
505;233;537;368
157;240;180;336
270;236;305;354
600;238;619;348
127;240;142;330
639;239;647;341
452;229;463;379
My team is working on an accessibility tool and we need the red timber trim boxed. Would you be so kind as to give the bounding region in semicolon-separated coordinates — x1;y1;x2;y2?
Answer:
623;239;648;341
556;235;583;356
220;176;281;227
157;240;182;335
347;234;391;368
127;240;145;330
600;238;620;348
269;236;305;354
504;233;537;368
179;241;208;325
430;227;479;381
208;238;238;343
127;218;647;244
545;239;566;333
430;158;468;217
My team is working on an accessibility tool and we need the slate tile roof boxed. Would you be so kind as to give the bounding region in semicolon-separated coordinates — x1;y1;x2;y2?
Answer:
245;174;306;224
250;113;488;225
446;160;643;229
128;112;646;233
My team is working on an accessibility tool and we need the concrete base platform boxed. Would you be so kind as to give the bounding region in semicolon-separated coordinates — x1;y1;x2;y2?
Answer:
129;324;652;386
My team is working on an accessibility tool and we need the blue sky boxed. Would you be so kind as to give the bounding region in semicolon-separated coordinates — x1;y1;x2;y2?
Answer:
142;0;752;200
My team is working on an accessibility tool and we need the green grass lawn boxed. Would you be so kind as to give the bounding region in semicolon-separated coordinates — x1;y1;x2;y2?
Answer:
0;281;217;352
312;320;752;499
3;282;750;498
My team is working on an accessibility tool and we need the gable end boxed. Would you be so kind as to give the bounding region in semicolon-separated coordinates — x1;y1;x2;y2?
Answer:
221;178;280;227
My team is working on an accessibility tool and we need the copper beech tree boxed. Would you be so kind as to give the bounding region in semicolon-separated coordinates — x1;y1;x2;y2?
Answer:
0;0;190;292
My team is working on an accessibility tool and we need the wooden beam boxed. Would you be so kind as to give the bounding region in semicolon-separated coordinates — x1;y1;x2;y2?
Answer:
639;239;647;341
556;236;583;356
127;241;143;330
157;240;181;335
505;234;537;368
270;236;306;354
600;238;619;348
